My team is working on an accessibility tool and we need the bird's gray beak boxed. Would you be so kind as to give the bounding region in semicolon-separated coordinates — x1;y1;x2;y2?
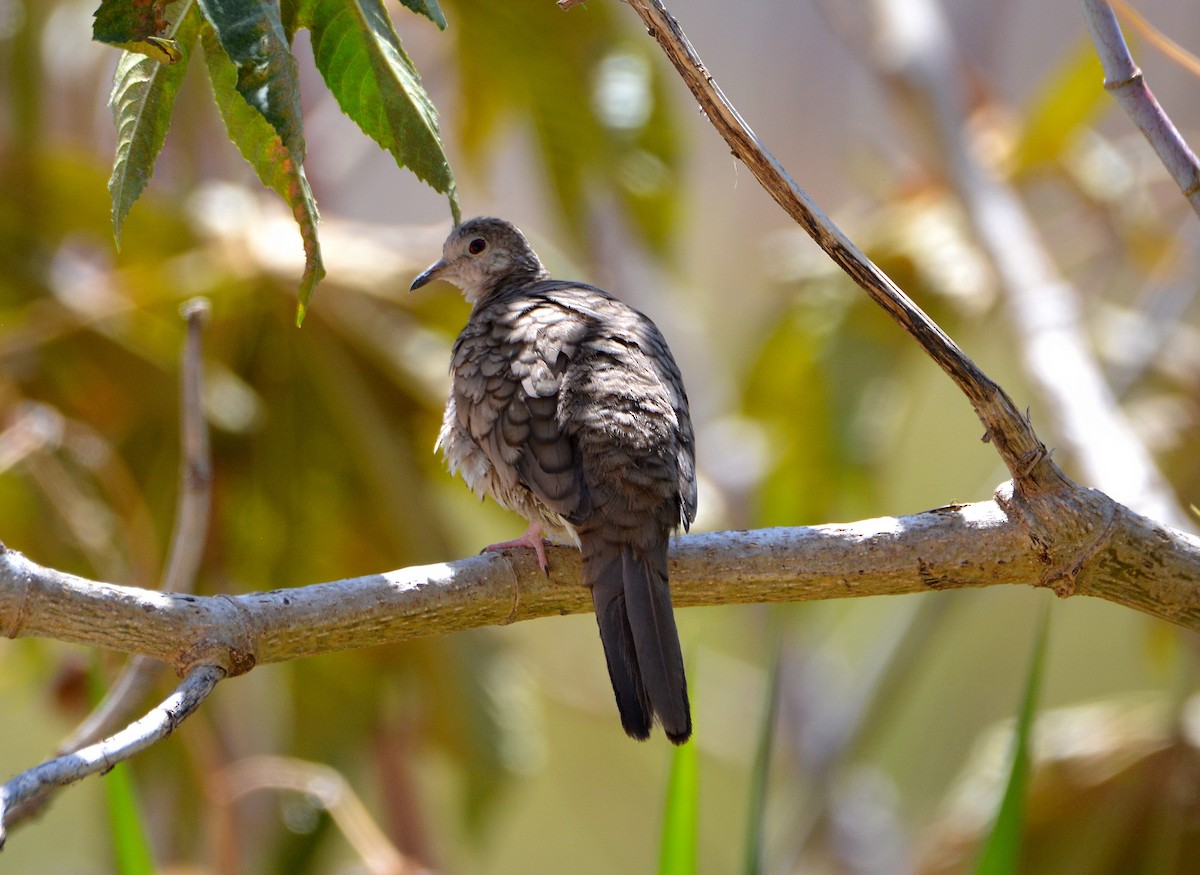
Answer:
410;258;448;292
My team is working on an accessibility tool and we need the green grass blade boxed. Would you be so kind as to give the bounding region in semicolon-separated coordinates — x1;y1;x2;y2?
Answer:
658;736;698;875
108;1;202;243
972;603;1052;875
196;0;306;164
300;0;459;222
743;620;782;875
201;27;325;321
104;764;155;875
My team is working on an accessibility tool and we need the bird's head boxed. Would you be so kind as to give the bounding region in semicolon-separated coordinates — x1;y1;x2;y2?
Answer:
410;217;548;304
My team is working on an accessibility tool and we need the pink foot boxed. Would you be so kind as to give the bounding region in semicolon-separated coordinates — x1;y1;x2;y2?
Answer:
484;522;550;574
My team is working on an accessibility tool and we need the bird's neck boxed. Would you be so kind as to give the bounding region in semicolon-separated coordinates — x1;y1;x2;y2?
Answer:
470;265;551;308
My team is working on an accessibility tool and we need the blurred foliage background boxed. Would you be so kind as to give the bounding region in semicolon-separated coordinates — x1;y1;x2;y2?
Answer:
3;0;1200;872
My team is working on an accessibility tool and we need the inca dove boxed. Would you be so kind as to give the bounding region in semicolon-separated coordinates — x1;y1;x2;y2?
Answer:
411;217;697;744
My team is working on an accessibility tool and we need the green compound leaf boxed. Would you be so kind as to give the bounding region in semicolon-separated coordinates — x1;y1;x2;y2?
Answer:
196;0;306;164
108;1;203;243
201;26;325;323
298;0;459;223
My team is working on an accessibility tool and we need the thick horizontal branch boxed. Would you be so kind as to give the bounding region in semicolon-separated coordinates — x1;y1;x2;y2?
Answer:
4;481;1199;675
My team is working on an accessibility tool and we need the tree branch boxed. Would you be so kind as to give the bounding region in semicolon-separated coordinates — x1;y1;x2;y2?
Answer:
614;0;1062;496
3;483;1199;675
58;298;214;754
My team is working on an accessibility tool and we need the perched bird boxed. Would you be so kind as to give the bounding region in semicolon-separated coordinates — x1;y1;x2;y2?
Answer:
411;217;697;744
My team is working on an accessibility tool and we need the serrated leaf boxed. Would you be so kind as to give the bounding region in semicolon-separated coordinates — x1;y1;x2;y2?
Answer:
196;0;306;164
201;26;325;321
108;1;203;243
299;0;458;223
397;0;445;30
93;0;169;45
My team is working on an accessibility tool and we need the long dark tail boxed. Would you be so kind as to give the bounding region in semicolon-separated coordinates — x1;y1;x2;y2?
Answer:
584;538;691;744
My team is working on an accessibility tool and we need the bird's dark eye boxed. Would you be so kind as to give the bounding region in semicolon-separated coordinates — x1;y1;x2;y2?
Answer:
468;238;487;255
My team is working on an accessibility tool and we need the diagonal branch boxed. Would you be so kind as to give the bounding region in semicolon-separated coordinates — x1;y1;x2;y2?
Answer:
603;0;1062;496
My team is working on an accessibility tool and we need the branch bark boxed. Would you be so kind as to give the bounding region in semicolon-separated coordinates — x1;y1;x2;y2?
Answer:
4;482;1200;675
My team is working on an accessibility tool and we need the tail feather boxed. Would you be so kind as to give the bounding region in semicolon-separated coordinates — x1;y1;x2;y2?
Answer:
583;537;691;744
621;542;690;744
586;545;652;740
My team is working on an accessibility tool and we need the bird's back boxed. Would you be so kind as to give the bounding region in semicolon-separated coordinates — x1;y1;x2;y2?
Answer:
444;280;695;542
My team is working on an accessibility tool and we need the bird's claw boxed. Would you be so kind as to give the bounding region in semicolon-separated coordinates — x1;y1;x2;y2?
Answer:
483;523;550;575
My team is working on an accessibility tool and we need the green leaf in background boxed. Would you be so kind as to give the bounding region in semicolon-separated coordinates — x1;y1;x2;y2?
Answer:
972;602;1051;875
658;735;698;875
108;1;203;243
397;0;446;31
1010;38;1109;175
445;0;681;257
196;0;306;165
201;26;325;322
298;0;460;223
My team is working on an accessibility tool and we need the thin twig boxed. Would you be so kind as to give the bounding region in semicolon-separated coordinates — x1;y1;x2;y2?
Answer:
59;298;214;752
1109;0;1200;78
218;756;431;875
0;300;221;837
1081;0;1200;214
0;664;225;844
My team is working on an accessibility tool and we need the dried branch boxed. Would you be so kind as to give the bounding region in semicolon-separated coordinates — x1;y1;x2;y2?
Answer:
0;665;224;846
0;301;217;839
614;0;1061;496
